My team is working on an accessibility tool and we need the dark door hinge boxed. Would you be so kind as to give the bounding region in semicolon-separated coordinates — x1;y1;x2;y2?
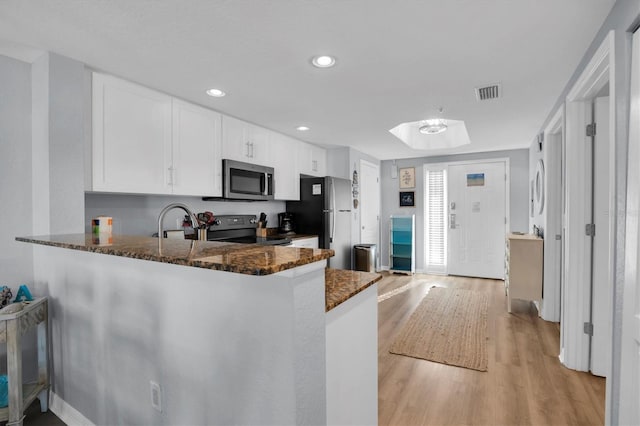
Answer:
586;123;597;137
584;322;594;336
585;223;596;237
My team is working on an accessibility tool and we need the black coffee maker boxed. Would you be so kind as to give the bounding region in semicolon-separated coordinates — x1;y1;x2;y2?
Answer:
278;212;295;234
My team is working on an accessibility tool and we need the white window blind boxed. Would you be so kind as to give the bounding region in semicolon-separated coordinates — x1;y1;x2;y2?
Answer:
424;167;447;274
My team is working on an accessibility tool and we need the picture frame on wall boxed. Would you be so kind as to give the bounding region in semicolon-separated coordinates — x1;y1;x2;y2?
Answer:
399;191;415;207
399;167;415;189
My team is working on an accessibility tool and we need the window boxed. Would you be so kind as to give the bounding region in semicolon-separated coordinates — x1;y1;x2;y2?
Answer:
424;166;447;274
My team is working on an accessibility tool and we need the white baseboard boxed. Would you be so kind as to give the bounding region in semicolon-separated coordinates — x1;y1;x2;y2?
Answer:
50;391;95;426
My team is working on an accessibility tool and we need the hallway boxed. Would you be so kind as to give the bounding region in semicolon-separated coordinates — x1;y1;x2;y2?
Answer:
378;273;605;425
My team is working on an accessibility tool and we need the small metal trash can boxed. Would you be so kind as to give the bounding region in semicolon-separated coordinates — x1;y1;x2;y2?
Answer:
354;244;378;272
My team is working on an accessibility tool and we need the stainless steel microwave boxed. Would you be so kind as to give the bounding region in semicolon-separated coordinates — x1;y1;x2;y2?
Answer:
222;159;274;201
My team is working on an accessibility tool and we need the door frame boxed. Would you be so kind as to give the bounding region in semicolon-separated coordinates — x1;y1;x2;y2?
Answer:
562;29;615;416
540;107;563;322
440;157;510;277
619;25;640;426
359;159;380;245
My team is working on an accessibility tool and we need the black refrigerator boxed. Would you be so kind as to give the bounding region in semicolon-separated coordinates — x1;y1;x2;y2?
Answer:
286;177;352;269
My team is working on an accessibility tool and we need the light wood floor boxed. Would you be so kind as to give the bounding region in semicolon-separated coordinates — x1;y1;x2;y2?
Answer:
378;273;605;426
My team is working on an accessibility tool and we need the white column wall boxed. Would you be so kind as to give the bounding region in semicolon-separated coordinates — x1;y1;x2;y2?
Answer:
33;245;327;425
0;54;33;287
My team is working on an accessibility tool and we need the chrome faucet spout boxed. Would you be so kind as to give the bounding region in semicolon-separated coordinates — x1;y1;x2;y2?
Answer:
157;203;202;240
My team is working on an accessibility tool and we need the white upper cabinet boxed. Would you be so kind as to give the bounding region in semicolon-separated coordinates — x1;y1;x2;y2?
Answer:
92;73;222;195
270;133;300;200
298;142;327;177
92;72;172;194
221;115;272;167
311;144;327;176
171;99;222;197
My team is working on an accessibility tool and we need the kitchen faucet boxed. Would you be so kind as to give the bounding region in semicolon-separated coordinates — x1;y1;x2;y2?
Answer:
157;203;205;240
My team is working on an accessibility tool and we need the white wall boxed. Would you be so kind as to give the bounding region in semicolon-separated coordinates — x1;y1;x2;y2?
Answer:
0;54;33;289
48;54;85;234
379;149;529;272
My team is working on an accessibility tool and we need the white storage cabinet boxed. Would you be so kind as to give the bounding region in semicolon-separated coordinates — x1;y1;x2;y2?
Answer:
270;133;300;200
298;142;327;177
92;72;172;194
171;99;222;196
92;73;222;196
221;115;271;166
505;233;543;313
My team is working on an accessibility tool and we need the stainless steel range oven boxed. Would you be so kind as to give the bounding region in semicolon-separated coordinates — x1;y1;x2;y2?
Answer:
206;215;291;246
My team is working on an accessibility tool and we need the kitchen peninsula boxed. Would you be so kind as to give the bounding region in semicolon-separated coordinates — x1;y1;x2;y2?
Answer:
18;234;379;425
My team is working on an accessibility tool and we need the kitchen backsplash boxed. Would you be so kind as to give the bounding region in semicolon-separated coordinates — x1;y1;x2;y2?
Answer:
85;193;286;236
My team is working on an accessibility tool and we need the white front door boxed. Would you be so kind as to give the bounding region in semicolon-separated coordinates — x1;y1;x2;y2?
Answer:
447;161;506;279
360;160;380;245
590;95;613;377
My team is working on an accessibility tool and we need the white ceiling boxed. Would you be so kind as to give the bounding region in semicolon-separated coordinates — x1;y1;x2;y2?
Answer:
0;0;615;160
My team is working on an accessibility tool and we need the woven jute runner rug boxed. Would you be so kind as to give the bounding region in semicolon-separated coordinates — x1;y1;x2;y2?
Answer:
389;287;489;372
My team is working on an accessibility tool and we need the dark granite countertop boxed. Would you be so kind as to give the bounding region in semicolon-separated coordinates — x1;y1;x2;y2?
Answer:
284;234;318;240
325;268;382;311
17;234;333;276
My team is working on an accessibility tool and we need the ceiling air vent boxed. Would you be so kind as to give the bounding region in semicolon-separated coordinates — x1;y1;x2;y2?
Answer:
475;83;501;101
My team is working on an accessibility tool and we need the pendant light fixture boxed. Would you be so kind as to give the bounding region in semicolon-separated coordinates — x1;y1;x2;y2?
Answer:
418;107;448;134
419;118;448;134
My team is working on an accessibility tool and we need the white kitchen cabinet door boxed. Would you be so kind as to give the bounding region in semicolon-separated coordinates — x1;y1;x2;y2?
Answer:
247;124;271;166
271;133;300;200
297;142;327;177
171;99;222;197
297;142;313;175
310;144;327;176
92;73;172;194
221;115;271;166
221;115;250;162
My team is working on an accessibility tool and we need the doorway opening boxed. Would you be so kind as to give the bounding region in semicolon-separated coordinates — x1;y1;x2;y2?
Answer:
562;29;615;419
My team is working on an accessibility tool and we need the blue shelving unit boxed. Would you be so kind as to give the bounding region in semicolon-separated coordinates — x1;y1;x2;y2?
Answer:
389;215;415;274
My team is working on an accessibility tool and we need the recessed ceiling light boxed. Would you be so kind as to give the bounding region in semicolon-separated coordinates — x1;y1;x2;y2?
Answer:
296;126;310;131
311;55;336;68
206;88;226;97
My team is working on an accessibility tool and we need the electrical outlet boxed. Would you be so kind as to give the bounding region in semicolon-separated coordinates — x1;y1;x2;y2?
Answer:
150;381;162;412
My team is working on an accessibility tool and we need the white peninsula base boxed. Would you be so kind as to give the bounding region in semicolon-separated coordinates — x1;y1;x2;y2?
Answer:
33;244;328;425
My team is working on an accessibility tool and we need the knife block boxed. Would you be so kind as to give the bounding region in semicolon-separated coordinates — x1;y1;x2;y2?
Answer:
256;228;278;237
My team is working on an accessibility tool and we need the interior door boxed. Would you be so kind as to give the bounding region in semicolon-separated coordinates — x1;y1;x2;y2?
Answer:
447;161;506;279
360;160;380;245
619;28;640;426
590;95;612;377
